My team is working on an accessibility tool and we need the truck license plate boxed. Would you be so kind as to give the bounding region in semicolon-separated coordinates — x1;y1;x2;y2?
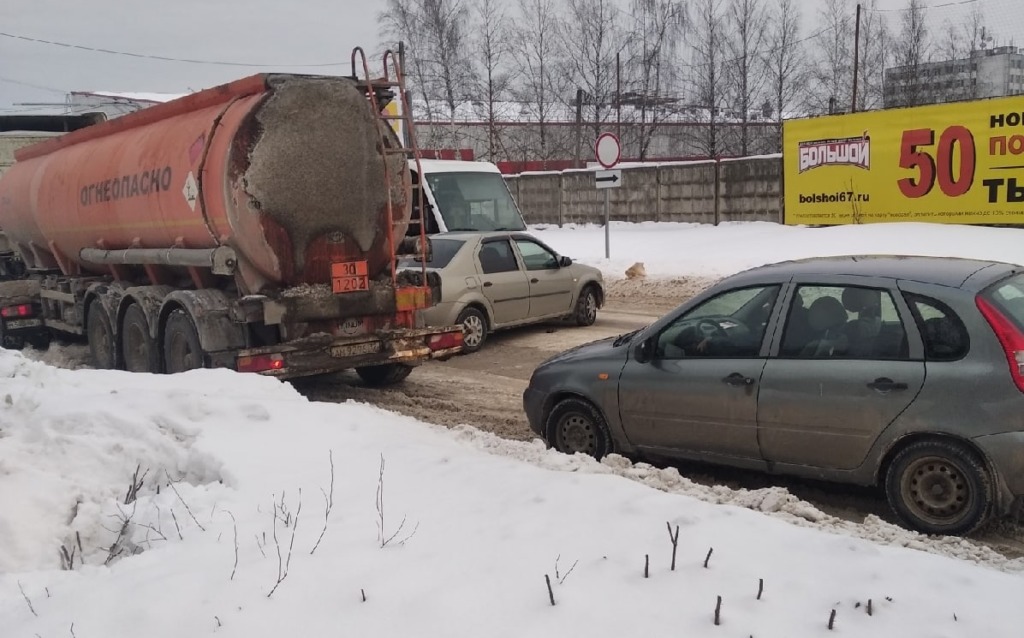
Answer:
6;318;42;330
331;341;382;358
331;260;369;294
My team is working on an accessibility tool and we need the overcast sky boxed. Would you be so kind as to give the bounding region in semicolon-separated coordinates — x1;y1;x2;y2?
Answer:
0;0;1014;111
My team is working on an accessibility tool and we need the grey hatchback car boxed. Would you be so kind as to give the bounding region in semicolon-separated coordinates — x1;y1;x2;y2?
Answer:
524;255;1024;536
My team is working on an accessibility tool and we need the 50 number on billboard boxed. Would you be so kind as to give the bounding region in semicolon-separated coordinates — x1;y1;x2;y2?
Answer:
898;126;975;199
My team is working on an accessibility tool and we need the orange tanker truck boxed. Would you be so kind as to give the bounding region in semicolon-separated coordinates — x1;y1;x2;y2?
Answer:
0;49;464;384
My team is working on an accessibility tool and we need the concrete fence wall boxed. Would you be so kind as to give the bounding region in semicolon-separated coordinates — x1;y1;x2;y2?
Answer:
506;155;783;226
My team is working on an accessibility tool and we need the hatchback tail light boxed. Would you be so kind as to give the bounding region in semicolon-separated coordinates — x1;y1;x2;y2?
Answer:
0;304;32;318
976;296;1024;392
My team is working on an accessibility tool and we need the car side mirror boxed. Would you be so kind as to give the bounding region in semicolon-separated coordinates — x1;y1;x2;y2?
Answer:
558;255;572;268
633;338;654;364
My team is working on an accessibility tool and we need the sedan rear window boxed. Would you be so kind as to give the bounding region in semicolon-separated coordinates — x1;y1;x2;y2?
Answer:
397;238;465;270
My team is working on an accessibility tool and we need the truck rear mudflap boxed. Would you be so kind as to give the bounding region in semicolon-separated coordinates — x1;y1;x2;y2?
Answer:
212;325;464;379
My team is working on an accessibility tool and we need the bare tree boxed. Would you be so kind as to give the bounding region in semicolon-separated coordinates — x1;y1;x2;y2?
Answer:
963;4;995;99
807;0;854;115
725;0;767;156
855;0;891;111
378;0;436;120
512;0;566;160
625;0;687;159
470;0;515;161
559;0;628;140
420;0;474;146
689;0;728;156
763;0;804;148
893;0;930;107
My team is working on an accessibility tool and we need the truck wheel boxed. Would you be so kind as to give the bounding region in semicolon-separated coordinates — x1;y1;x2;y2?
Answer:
456;307;488;353
28;333;51;350
356;363;413;387
0;320;25;350
121;304;158;373
884;440;992;536
163;309;204;374
87;301;115;369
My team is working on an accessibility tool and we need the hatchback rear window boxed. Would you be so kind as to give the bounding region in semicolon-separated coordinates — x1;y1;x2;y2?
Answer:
982;273;1024;331
904;293;969;361
397;238;465;270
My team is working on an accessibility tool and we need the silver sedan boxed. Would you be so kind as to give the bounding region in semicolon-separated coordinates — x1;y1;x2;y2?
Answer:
401;232;604;352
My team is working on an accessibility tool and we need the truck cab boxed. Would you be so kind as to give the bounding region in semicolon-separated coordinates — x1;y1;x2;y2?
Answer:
408;160;527;236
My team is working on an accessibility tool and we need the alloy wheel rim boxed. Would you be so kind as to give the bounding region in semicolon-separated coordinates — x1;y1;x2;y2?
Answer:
584;293;597;322
901;455;971;524
462;315;484;348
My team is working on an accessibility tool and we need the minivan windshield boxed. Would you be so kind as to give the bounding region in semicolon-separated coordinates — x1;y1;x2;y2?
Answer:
425;172;526;232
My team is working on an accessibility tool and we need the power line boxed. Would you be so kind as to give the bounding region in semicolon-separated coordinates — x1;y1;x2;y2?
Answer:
0;31;348;68
869;0;978;12
0;75;67;95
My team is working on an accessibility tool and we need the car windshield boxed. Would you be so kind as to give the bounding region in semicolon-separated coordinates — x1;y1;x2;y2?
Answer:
426;172;526;232
397;238;465;270
983;272;1024;330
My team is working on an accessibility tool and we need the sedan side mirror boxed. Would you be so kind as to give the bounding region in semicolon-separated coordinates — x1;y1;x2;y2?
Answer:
633;338;654;364
558;255;572;268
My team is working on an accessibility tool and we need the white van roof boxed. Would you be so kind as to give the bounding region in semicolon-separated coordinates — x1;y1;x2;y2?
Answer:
410;159;502;174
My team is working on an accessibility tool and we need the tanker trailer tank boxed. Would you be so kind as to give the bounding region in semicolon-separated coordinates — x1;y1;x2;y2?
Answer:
0;48;462;381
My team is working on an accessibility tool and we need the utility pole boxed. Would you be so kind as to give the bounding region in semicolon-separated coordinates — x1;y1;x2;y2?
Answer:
616;51;622;142
575;88;584;168
851;4;862;112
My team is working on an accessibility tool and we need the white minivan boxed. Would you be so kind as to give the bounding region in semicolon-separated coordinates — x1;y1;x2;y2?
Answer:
408;160;527;237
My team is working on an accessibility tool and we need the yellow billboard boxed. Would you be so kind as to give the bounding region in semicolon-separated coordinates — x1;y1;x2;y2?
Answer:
783;95;1024;225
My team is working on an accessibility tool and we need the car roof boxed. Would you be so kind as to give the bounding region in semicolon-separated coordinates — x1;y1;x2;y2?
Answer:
432;231;531;241
726;254;1022;291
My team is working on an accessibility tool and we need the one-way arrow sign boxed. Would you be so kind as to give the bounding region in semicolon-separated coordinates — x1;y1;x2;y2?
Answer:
595;169;622;189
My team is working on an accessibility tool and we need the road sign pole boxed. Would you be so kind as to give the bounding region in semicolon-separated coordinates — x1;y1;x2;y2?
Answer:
604;189;610;259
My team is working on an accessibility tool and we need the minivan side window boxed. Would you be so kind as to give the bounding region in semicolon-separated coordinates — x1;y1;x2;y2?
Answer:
904;293;969;361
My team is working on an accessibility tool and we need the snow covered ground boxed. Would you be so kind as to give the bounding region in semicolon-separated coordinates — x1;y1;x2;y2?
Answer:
4;221;1024;637
531;221;1024;281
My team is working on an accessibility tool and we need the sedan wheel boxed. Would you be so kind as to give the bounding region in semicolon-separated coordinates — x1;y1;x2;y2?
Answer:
574;286;598;326
885;440;992;535
456;307;488;353
546;397;611;459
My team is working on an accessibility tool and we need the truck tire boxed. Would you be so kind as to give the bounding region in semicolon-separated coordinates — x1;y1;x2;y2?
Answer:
121;304;158;373
87;301;115;369
355;363;413;387
0;320;25;350
163;309;204;374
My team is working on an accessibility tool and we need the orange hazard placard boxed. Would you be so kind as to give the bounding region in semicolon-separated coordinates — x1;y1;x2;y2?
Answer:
331;260;369;293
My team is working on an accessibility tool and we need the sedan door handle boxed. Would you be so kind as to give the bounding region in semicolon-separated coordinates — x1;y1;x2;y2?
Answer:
530;278;539;283
722;372;755;387
867;377;908;392
483;281;493;287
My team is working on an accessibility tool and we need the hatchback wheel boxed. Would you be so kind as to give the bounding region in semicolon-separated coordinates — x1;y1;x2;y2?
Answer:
574;286;599;326
456;307;488;353
885;440;992;536
546;397;612;459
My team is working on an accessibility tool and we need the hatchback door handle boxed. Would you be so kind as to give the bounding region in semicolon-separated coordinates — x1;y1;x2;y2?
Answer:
723;372;755;387
483;281;493;287
530;277;539;283
867;377;908;392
